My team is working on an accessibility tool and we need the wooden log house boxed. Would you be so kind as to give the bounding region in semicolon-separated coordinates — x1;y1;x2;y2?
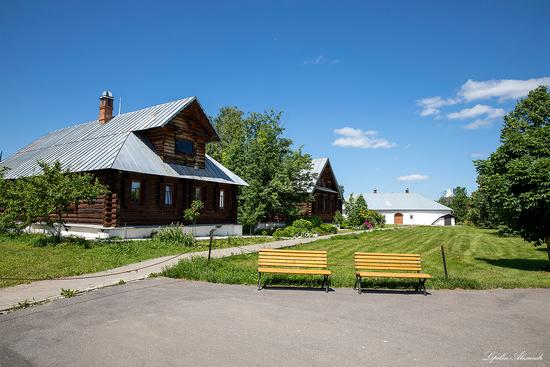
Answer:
1;91;248;238
301;158;343;222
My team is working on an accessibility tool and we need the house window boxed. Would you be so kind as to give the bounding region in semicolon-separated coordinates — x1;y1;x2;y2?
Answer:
194;186;201;201
164;185;173;205
219;189;225;209
131;181;141;203
410;215;414;220
176;139;194;155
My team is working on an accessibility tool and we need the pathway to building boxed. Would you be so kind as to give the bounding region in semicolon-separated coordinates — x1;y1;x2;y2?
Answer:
1;278;548;367
0;231;363;311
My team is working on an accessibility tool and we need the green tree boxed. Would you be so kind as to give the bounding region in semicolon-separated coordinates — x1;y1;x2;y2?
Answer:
207;107;314;230
346;194;369;227
438;187;469;223
1;161;107;239
474;86;550;264
467;189;497;228
184;200;204;230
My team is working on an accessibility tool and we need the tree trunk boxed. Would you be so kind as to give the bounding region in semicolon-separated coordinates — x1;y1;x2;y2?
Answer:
546;236;550;270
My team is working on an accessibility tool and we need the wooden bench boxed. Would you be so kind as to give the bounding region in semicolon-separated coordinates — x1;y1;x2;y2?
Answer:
258;249;332;292
354;252;432;295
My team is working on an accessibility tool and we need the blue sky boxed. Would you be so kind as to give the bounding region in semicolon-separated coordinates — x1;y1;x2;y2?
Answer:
1;0;549;199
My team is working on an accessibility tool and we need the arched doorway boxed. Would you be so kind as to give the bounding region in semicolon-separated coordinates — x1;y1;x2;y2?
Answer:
394;213;403;225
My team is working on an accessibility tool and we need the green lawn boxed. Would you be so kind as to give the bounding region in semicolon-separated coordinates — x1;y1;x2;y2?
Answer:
162;226;550;289
0;235;273;288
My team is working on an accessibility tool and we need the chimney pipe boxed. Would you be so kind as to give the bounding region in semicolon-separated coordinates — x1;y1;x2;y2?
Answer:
405;188;410;194
373;188;377;194
99;90;114;124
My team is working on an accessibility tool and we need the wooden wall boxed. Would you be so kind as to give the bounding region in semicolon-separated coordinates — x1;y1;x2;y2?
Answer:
58;170;238;227
140;100;217;169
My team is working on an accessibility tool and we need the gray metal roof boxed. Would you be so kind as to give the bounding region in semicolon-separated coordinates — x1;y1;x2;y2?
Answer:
308;157;342;198
1;97;247;186
362;192;452;211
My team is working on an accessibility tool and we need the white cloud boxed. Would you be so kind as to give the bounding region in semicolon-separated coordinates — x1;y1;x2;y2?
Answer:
447;104;505;120
304;55;339;65
458;77;550;102
397;174;429;181
417;96;460;117
333;127;396;149
418;77;550;123
470;152;485;158
463;119;494;130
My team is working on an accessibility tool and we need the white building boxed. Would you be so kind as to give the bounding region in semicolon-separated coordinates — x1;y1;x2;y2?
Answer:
363;190;455;226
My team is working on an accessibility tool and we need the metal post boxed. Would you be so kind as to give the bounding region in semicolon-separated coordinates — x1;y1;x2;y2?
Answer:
440;245;448;278
208;235;213;261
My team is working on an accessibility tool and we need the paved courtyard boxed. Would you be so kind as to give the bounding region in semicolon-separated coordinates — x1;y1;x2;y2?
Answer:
1;278;548;367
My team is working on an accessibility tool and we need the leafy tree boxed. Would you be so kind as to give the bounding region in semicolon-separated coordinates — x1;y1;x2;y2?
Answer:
346;194;369;227
1;161;107;239
467;189;497;228
184;200;204;232
207;107;314;229
474;86;550;264
439;187;469;223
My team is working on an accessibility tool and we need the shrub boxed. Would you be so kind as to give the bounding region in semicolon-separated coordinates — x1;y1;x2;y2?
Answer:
31;234;61;247
307;216;323;228
318;223;337;234
292;219;314;231
153;224;195;246
332;210;345;227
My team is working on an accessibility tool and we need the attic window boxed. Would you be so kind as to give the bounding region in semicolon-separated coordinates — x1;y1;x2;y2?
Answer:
176;139;194;155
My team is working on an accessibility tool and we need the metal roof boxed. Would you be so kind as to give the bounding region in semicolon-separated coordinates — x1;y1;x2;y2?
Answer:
362;192;452;211
308;157;343;199
1;97;247;186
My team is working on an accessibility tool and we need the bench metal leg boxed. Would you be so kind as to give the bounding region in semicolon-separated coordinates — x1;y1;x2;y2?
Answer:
324;275;329;293
357;276;362;294
416;279;427;295
257;272;262;291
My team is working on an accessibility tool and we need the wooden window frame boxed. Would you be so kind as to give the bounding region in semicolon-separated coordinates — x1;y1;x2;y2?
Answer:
130;180;142;204
164;184;174;206
219;189;225;209
175;139;195;156
194;186;202;202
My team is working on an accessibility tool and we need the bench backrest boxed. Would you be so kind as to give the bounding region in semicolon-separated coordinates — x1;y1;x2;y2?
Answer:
355;252;422;272
258;249;328;269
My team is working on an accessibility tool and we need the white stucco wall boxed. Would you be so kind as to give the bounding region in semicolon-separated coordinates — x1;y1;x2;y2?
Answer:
376;210;454;226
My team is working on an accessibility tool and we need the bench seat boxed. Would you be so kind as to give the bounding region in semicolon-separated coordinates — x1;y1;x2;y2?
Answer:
257;249;331;292
358;272;432;279
258;267;331;276
355;252;431;295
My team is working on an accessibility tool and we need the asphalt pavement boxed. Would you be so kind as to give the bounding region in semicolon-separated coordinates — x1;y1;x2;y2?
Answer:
1;278;548;367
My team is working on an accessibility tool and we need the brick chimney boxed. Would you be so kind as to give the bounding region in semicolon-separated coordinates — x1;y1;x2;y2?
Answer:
99;90;114;123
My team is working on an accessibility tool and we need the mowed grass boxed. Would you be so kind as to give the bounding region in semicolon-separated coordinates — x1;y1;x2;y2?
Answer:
162;226;550;289
0;235;273;288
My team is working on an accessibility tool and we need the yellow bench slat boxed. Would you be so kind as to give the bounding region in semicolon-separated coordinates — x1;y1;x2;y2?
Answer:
355;259;421;264
260;254;327;259
258;267;331;275
355;252;421;257
260;249;327;254
357;271;432;279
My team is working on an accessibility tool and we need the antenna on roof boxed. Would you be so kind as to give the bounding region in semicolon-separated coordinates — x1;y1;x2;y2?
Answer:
118;97;122;115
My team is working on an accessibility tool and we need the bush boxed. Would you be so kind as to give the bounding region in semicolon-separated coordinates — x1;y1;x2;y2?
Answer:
292;219;314;231
307;216;323;228
318;223;337;234
273;226;300;238
332;210;345;227
152;224;195;246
